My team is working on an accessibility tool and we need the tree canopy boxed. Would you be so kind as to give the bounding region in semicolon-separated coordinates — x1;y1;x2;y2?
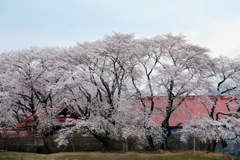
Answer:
0;33;240;151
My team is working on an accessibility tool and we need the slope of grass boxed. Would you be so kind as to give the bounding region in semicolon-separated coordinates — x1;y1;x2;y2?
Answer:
0;151;236;160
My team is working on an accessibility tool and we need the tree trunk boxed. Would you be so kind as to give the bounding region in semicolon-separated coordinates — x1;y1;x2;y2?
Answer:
161;137;167;149
146;135;154;150
101;138;110;151
42;137;51;153
161;118;171;150
221;140;228;149
207;140;217;152
89;130;112;151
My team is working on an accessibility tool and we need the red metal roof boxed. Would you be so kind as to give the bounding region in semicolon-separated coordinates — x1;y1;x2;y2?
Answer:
0;129;40;138
16;103;81;129
15;116;75;128
145;96;240;127
16;115;35;128
4;96;239;138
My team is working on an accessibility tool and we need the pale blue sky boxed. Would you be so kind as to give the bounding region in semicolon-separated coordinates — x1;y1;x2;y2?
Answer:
1;0;240;57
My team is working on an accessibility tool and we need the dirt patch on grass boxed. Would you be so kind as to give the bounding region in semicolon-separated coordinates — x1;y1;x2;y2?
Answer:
0;151;232;160
47;150;230;159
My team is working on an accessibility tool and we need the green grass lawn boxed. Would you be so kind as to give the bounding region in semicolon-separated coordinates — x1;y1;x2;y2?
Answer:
0;151;237;160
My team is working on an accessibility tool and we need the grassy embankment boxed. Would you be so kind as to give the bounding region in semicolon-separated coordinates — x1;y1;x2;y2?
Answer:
0;151;238;160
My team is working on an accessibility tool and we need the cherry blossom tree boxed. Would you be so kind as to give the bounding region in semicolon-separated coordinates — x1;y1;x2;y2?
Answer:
180;56;240;151
2;32;237;153
130;34;210;149
156;34;211;148
180;115;240;150
54;33;148;150
0;47;66;152
129;36;166;150
204;56;240;118
0;54;17;128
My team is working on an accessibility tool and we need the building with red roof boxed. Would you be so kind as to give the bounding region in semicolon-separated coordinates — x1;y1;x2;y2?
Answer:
143;96;240;155
0;102;81;138
144;96;240;127
2;96;239;138
1;96;240;153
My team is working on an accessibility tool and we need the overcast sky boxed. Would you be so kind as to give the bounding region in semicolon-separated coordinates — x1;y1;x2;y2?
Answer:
1;0;240;58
